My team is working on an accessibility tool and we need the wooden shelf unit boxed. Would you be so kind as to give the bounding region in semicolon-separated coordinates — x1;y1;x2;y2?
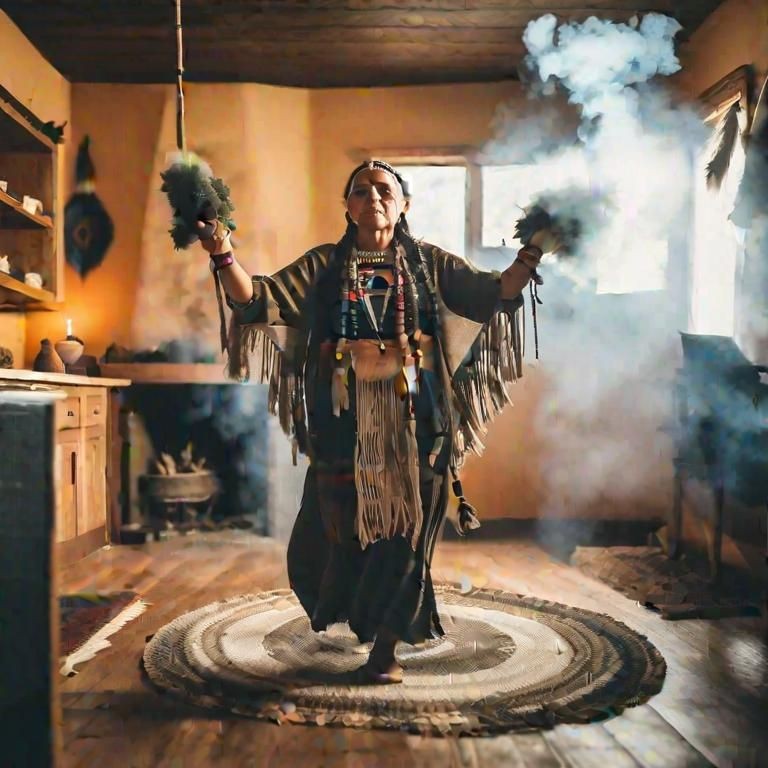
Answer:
0;95;60;306
0;271;56;307
0;189;54;229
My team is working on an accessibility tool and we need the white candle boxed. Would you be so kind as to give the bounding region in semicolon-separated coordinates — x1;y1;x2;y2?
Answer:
66;318;73;337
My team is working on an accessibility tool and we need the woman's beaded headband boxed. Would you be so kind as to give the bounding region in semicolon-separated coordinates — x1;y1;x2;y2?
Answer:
346;160;408;200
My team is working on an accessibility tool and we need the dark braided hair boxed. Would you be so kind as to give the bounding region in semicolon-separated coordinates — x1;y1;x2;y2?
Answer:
332;212;358;267
394;214;441;340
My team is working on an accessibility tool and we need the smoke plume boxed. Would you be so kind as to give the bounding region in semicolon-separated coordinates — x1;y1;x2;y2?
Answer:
482;13;713;523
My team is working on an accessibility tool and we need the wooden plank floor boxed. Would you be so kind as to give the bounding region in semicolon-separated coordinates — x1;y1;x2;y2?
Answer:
58;532;768;768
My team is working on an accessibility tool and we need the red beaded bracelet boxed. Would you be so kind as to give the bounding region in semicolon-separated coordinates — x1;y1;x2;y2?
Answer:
210;251;234;272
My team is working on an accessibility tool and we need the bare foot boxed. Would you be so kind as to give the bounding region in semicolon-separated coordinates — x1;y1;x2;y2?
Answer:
358;628;404;684
356;656;404;685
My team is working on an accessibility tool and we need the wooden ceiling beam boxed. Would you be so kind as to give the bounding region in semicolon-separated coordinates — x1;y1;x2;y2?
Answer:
29;24;538;39
36;42;528;60
64;71;519;88
4;7;686;31
2;0;680;12
44;55;525;75
26;28;531;46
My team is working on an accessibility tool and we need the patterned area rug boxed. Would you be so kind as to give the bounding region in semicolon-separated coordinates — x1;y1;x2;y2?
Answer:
60;591;148;676
143;584;665;735
572;546;764;620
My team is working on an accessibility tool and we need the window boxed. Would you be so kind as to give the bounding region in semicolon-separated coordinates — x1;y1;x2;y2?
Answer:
480;153;590;249
688;68;752;338
379;147;671;295
689;116;745;336
480;151;670;294
393;164;466;257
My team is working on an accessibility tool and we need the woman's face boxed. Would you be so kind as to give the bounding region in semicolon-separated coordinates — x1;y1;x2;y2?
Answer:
345;168;409;235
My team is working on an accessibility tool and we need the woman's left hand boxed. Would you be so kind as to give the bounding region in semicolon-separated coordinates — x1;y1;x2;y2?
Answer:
528;227;562;255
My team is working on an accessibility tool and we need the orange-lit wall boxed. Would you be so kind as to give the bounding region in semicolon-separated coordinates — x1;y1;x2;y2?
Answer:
18;78;521;366
308;82;521;243
0;11;70;367
676;0;768;98
25;83;312;361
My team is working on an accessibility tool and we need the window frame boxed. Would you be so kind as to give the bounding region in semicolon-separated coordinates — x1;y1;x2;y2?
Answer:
699;64;753;124
355;146;592;270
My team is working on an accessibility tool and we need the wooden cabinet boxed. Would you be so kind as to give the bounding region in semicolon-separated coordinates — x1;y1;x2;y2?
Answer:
0;94;60;307
54;429;79;543
0;369;131;564
54;386;108;561
53;422;107;543
82;426;107;534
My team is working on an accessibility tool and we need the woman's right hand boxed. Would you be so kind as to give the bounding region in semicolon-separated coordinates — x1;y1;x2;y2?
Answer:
197;219;231;255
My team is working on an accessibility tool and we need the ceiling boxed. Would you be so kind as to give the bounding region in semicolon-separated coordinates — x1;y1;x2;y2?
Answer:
4;1;725;88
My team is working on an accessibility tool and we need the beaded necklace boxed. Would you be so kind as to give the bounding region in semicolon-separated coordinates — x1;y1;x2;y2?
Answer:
334;234;442;409
355;250;390;264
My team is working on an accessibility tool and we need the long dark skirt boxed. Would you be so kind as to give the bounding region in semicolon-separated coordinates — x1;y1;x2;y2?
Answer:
287;462;449;645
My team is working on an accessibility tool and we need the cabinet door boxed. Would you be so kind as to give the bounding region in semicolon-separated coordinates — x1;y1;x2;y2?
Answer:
80;427;107;535
54;431;79;543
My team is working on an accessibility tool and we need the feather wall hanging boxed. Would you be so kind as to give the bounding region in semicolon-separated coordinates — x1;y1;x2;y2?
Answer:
705;100;742;191
731;74;768;228
160;0;236;249
64;136;115;278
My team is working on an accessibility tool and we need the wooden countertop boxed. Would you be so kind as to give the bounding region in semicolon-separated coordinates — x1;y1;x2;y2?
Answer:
99;362;240;385
0;368;131;388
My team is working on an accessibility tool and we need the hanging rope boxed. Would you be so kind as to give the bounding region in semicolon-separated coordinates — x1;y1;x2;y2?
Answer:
174;0;186;155
160;0;236;249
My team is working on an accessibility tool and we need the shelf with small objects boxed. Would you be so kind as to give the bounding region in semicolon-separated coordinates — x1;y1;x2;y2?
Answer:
0;94;61;309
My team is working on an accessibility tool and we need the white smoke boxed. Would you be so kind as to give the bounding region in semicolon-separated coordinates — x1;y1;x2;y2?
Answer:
514;13;706;289
523;14;682;118
484;14;712;523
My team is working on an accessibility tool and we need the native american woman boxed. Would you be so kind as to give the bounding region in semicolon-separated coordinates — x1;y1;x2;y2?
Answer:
203;160;552;683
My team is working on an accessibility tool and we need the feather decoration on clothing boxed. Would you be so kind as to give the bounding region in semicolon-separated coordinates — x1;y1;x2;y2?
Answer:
705;100;742;190
64;136;114;278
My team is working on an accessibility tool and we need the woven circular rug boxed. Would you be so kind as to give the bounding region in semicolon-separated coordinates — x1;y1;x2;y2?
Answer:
143;584;665;735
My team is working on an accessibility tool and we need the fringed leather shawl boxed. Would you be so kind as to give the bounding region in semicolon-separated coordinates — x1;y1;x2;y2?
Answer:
216;243;525;470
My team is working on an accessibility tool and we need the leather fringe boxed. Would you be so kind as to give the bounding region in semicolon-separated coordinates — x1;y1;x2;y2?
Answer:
354;377;422;550
450;307;523;469
225;318;306;464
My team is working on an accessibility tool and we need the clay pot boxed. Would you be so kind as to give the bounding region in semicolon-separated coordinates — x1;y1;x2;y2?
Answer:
55;339;84;366
33;339;66;374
